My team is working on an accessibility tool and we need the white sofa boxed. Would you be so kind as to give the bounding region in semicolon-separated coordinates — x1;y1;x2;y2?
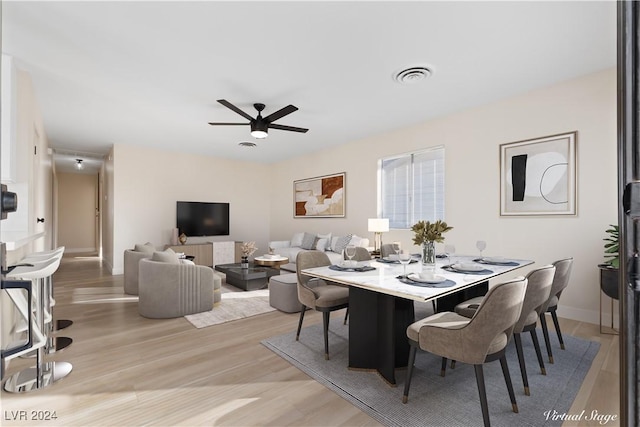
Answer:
268;232;369;271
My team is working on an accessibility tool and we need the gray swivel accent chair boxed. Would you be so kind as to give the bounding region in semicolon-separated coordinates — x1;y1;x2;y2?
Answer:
456;265;555;396
402;277;528;427
539;258;573;363
295;251;349;360
138;258;219;318
124;244;155;295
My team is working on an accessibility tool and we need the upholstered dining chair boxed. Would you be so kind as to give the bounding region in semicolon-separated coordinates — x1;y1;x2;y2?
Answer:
380;243;396;258
402;277;527;427
343;246;372;261
455;265;555;396
295;251;349;360
539;258;573;363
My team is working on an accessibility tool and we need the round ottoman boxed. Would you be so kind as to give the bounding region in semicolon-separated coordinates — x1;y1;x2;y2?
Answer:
268;273;302;313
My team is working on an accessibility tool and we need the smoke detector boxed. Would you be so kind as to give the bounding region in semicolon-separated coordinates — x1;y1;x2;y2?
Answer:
393;66;434;85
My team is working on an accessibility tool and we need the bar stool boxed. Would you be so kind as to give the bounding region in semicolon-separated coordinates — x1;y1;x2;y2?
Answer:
3;258;72;393
1;280;47;376
22;248;74;339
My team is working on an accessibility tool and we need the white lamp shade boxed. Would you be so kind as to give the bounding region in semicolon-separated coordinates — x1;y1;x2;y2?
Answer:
368;218;389;233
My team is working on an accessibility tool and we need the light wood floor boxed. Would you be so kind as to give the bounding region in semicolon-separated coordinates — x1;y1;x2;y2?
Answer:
1;255;620;426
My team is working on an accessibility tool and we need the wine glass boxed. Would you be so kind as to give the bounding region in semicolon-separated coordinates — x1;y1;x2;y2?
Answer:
345;244;357;266
444;244;456;266
391;241;401;260
398;250;412;277
476;240;487;259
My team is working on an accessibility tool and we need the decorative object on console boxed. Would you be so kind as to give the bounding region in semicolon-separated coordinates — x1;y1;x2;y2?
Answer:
241;241;258;269
179;233;187;245
411;220;453;268
500;131;577;216
368;218;389;254
294;172;345;218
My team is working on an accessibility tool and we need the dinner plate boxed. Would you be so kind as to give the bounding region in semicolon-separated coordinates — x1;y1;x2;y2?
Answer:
481;256;511;264
452;263;484;272
407;273;446;283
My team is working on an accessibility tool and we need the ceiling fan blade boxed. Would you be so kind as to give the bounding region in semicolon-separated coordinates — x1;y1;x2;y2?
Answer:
208;122;249;126
269;123;309;133
217;99;254;121
264;105;298;123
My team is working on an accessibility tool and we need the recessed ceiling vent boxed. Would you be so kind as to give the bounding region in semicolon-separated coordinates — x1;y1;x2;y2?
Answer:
238;141;257;148
393;66;433;84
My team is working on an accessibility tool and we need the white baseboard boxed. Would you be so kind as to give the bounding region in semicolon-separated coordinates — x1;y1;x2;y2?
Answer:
65;247;97;254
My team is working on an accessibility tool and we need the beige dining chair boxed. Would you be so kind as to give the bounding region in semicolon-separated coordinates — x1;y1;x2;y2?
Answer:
295;251;350;360
455;265;555;396
402;277;527;427
539;258;573;363
343;246;372;261
380;243;396;258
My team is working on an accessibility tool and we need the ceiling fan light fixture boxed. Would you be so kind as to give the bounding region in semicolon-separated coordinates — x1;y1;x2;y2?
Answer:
250;121;269;139
75;159;84;170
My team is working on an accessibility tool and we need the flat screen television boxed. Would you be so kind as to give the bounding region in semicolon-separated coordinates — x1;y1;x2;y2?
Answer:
176;201;230;236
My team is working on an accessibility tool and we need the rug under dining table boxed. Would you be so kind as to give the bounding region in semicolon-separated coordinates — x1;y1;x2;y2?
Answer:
262;305;600;427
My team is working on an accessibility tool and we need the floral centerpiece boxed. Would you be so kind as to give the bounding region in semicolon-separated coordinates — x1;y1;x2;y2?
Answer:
411;220;453;267
240;241;258;268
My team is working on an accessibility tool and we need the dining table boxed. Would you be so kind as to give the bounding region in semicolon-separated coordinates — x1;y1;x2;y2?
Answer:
301;255;534;385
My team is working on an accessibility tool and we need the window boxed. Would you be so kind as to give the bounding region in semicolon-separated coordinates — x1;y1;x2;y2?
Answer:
378;146;445;229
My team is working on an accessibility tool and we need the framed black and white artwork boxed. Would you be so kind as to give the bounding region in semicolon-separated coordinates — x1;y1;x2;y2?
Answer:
500;132;577;216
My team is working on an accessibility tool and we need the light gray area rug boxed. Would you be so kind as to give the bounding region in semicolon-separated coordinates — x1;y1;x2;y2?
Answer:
262;311;600;427
184;288;274;328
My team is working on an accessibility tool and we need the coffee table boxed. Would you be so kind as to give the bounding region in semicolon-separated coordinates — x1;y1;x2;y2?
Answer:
214;263;280;291
253;256;289;270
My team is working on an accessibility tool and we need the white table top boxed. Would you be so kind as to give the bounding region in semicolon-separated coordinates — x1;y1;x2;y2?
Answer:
301;255;534;303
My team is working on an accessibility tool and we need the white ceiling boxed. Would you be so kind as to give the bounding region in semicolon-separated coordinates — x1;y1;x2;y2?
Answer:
2;1;617;166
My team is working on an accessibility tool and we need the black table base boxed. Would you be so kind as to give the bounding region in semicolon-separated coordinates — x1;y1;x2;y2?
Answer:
349;286;414;385
348;281;489;385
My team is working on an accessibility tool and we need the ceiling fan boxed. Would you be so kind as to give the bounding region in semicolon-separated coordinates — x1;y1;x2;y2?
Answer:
208;99;309;139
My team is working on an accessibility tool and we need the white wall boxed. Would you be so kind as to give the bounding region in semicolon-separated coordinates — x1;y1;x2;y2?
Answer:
109;144;272;274
3;66;52;264
270;68;617;324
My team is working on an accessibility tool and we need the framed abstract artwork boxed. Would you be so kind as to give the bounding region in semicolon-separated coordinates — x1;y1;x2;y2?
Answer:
500;132;577;216
294;172;346;218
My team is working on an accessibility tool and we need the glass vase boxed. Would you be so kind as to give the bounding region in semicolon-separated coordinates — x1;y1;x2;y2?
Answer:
422;241;436;270
241;256;249;269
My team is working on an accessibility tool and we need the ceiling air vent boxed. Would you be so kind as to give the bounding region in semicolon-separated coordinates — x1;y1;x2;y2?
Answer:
238;141;257;148
393;66;433;85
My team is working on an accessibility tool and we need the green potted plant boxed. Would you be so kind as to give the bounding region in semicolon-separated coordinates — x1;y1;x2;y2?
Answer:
599;224;619;300
411;220;453;268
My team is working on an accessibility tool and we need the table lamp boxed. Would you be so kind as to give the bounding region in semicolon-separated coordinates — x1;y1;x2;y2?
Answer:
368;218;389;254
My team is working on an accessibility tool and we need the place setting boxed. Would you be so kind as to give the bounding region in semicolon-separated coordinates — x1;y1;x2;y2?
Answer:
398;271;456;288
329;245;376;272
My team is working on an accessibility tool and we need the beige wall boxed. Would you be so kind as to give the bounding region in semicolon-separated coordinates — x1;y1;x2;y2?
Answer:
270;68;617;324
108;144;272;274
57;172;98;253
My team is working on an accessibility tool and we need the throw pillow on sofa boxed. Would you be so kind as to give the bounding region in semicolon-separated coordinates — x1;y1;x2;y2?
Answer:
151;248;180;264
134;242;155;253
291;232;305;247
332;234;353;254
315;238;329;251
300;232;317;250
